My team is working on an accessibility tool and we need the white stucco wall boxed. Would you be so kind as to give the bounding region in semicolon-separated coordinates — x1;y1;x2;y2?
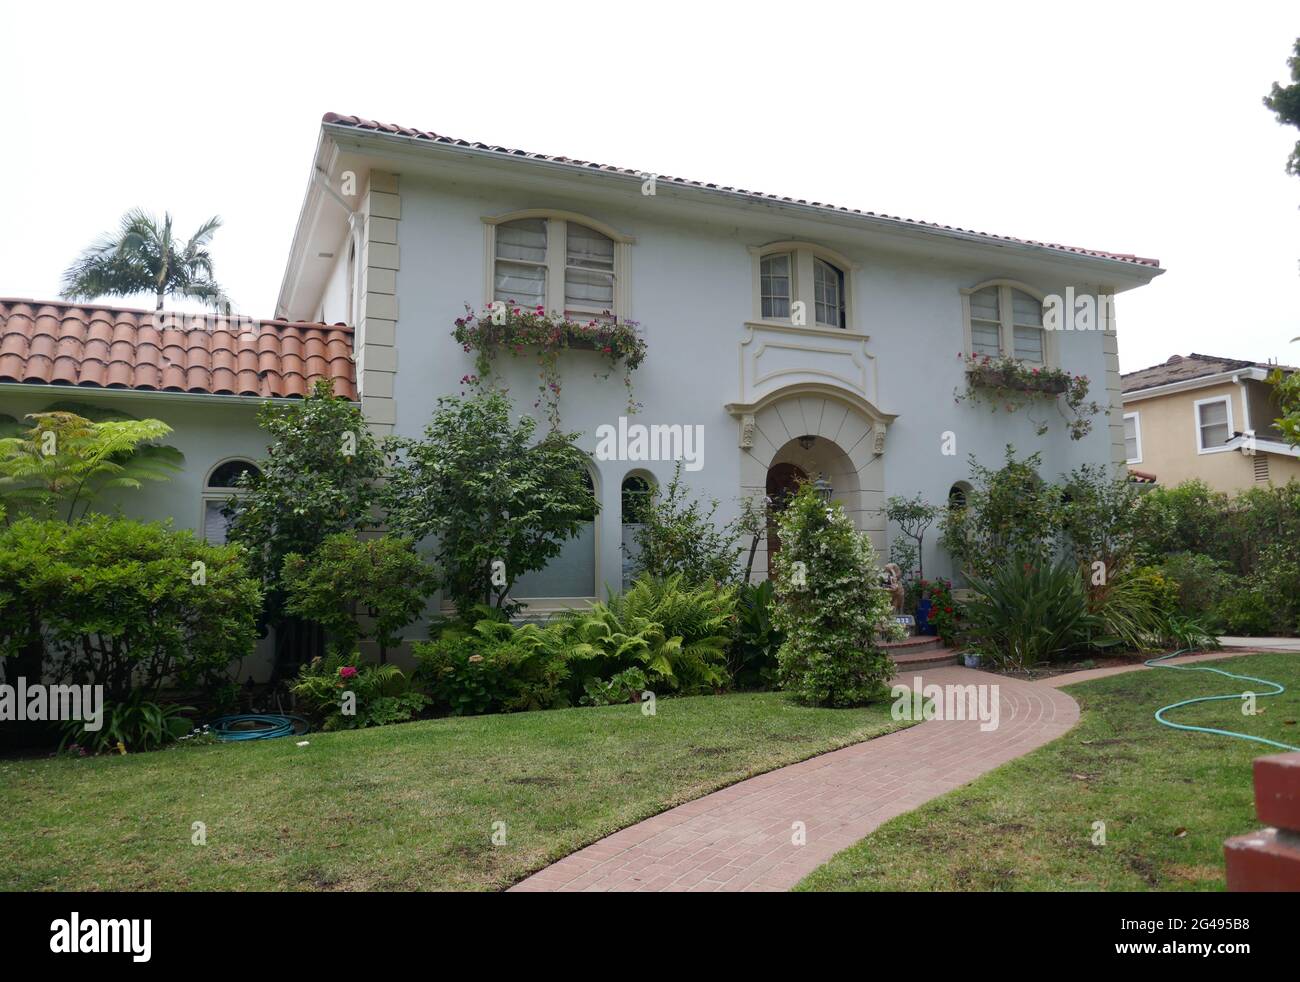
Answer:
387;173;1123;599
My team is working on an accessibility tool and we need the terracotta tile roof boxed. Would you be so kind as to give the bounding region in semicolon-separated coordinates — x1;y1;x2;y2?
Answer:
1122;353;1296;394
1128;468;1158;484
0;299;356;400
323;112;1161;270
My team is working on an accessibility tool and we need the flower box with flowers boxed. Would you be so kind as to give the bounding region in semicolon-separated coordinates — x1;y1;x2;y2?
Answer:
955;352;1102;441
453;303;647;427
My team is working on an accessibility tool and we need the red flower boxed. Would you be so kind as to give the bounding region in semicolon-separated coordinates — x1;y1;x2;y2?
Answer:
338;666;358;680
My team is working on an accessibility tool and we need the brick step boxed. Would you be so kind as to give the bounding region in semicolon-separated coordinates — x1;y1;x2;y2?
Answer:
883;634;945;655
888;643;960;670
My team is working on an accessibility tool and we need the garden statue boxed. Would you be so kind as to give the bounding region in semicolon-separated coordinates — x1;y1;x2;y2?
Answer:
882;563;905;614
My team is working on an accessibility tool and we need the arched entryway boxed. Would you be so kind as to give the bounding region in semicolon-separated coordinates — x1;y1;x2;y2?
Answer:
730;383;894;579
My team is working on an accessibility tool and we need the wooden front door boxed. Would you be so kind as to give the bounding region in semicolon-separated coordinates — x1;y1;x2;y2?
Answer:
765;462;807;564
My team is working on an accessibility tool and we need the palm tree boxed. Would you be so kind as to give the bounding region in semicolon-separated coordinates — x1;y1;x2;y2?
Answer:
61;209;231;312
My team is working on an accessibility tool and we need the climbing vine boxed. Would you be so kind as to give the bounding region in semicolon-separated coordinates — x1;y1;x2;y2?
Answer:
453;303;646;428
955;353;1103;440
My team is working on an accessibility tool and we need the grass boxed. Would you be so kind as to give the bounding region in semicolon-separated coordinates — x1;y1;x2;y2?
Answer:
797;652;1300;891
0;691;913;892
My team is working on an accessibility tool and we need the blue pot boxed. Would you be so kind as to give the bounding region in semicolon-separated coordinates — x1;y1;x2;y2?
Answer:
915;598;936;636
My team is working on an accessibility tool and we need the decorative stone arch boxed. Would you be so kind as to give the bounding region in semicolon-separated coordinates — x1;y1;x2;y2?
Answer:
726;382;897;578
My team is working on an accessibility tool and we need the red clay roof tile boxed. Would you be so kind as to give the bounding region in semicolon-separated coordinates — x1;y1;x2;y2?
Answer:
0;299;356;401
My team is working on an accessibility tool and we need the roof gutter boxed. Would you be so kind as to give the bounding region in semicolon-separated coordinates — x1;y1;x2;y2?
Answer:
0;381;358;408
1123;367;1274;402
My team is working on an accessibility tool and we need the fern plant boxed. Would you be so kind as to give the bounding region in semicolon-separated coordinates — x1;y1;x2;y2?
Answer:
291;652;426;730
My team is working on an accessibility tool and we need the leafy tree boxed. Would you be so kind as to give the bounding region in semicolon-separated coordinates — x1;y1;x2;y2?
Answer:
771;481;895;707
630;462;745;585
383;391;597;613
225;380;384;672
282;533;436;662
885;493;940;581
1263;38;1300;177
61;209;231;312
1269;366;1300;447
0;407;182;523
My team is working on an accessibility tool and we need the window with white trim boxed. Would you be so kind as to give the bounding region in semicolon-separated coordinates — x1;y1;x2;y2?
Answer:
492;216;621;319
1123;411;1142;464
963;282;1046;365
753;243;854;329
202;459;260;545
1195;396;1233;453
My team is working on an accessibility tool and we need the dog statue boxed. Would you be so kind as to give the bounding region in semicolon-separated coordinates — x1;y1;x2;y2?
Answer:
882;563;905;614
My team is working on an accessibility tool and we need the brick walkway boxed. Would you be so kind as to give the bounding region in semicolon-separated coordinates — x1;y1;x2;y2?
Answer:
510;666;1078;892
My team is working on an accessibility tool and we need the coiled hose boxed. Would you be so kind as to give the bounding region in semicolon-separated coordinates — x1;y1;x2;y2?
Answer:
1145;649;1299;753
208;714;309;742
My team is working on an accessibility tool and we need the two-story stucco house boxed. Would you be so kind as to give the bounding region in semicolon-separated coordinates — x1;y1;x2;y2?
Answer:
1120;353;1300;492
0;112;1164;668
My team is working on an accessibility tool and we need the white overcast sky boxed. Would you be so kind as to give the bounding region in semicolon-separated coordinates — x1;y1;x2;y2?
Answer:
2;0;1297;373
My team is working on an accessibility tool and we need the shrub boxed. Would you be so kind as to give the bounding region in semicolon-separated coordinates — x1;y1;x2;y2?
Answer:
922;578;962;647
1248;541;1300;634
581;668;651;707
282;533;436;660
1214;590;1275;637
771;482;895;707
604;574;734;691
1158;552;1235;623
729;580;783;689
963;556;1099;668
629;463;745;585
0;516;260;699
563;599;726;694
384;390;596;615
291;652;427;730
59;692;197;755
413;619;571;715
1091;565;1181;651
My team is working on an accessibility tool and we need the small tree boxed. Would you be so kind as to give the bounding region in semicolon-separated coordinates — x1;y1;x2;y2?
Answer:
1263;38;1300;177
631;462;745;585
885;493;939;581
1269;366;1300;448
771;481;895;707
383;391;596;613
282;533;436;662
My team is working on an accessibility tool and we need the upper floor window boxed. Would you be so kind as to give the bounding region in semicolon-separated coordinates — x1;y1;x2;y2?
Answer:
961;280;1046;366
1195;396;1233;454
752;242;856;330
487;212;632;321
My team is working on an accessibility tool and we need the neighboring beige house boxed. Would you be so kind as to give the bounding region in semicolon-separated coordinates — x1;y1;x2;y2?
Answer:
1121;353;1300;492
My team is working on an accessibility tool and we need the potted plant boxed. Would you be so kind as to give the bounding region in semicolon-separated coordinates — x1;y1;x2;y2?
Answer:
962;650;982;669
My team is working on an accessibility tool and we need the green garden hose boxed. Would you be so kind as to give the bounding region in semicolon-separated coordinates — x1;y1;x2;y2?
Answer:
1144;649;1299;753
209;714;309;742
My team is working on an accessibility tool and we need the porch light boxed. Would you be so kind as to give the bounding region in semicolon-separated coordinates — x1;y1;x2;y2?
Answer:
813;474;833;503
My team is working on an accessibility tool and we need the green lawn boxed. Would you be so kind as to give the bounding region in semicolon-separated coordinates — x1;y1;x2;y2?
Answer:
0;692;912;892
798;652;1300;891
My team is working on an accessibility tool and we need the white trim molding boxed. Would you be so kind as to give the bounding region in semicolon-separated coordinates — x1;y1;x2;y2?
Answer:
1193;394;1235;454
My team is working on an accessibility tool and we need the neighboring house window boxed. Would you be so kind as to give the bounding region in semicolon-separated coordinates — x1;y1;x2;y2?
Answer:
1123;411;1142;464
488;212;632;320
1195;396;1234;453
620;472;655;591
752;242;856;330
760;253;792;319
962;280;1048;366
813;258;846;329
202;459;260;545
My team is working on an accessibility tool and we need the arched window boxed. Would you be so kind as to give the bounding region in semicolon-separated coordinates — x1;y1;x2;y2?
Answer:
948;481;971;511
620;472;655;590
202;459;260;545
510;465;598;600
961;280;1047;366
752;242;855;330
488;212;631;320
813;258;846;329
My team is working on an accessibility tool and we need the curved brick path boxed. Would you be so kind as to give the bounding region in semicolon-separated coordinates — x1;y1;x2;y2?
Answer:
510;666;1078;892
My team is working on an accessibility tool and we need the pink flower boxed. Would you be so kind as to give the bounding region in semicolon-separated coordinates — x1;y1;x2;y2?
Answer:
339;666;358;680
